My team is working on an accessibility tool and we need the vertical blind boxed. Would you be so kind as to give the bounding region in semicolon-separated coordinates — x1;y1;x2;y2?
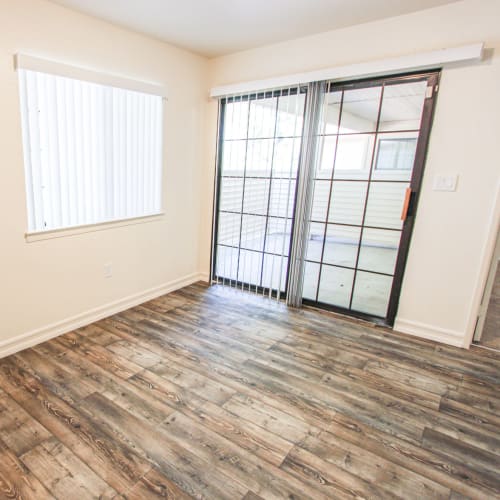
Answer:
18;67;164;233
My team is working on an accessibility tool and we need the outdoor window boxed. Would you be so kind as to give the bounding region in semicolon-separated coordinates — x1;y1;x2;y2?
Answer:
17;55;165;233
375;138;417;171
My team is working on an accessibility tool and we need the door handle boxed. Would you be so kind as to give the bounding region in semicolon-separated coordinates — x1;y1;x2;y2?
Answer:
401;187;413;221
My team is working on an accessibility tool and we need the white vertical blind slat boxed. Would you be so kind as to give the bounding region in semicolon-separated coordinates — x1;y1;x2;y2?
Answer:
130;92;136;215
104;86;113;219
94;85;105;222
18;70;36;230
125;92;132;219
66;78;78;227
82;83;92;223
56;78;69;228
73;80;85;223
45;74;62;228
118;90;127;219
143;95;151;214
27;71;44;231
138;93;145;215
37;73;51;229
154;96;163;212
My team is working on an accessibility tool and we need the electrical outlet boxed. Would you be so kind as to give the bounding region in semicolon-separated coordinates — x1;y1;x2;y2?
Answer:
104;263;113;278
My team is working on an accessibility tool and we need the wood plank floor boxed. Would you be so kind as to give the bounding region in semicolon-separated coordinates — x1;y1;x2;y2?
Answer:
0;282;499;499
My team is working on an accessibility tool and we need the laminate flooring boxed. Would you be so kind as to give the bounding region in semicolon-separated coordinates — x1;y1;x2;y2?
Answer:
0;282;499;499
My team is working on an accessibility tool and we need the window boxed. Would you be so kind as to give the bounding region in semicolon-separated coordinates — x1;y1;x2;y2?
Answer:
375;138;417;171
17;56;165;233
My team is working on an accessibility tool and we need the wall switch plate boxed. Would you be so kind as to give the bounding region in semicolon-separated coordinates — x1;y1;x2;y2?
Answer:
433;174;458;192
104;263;113;278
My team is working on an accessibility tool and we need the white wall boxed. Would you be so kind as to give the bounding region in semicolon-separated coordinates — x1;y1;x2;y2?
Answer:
201;0;500;347
0;0;208;354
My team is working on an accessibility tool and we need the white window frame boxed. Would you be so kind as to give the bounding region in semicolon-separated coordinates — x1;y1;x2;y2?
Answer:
15;54;168;240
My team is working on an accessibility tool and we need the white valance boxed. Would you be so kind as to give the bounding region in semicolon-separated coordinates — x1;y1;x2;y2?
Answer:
210;43;483;98
15;54;168;98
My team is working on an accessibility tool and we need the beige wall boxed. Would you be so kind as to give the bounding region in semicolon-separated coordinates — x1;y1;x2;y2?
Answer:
201;0;500;347
0;0;208;352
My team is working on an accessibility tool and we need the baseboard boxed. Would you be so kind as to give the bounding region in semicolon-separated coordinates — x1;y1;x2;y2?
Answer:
394;318;466;348
2;278;467;358
0;272;204;359
198;271;210;283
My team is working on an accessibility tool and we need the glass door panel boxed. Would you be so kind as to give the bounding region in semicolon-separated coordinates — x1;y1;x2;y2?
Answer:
372;132;419;182
358;228;400;275
334;135;375;179
378;80;427;132
318;266;355;308
213;88;306;296
302;73;435;322
323;225;361;267
340;87;381;133
351;271;393;317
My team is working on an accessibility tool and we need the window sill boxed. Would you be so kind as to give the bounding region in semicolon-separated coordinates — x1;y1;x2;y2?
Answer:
25;213;165;243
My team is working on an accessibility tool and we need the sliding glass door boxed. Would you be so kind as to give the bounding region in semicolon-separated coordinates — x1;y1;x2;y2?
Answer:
212;72;439;325
302;73;439;323
212;87;306;297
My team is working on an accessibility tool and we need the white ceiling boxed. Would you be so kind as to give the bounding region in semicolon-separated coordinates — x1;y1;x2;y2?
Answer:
49;0;460;58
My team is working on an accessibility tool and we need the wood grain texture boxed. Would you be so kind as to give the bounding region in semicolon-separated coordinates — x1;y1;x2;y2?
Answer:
481;265;500;349
0;282;498;499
